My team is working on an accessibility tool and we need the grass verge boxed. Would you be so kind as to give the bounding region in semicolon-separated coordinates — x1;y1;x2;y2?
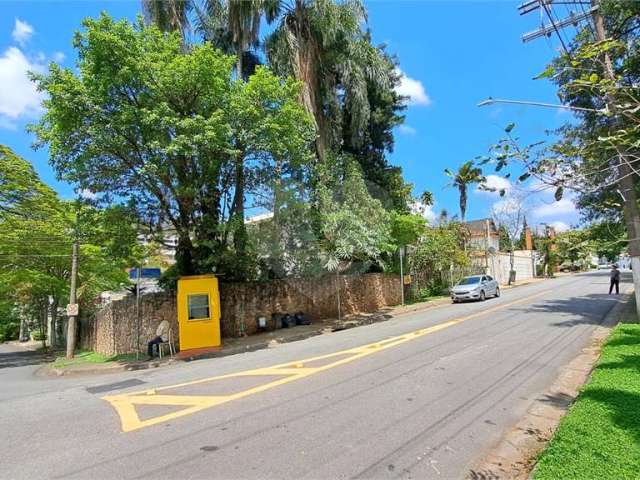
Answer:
404;295;449;306
533;322;640;479
52;350;138;368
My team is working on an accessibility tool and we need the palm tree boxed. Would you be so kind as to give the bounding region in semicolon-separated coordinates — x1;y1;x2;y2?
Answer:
195;0;278;79
445;161;484;222
142;0;191;35
265;0;389;163
420;190;434;207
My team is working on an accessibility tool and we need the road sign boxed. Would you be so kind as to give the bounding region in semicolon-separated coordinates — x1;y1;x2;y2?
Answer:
129;268;162;280
66;303;79;316
403;275;412;285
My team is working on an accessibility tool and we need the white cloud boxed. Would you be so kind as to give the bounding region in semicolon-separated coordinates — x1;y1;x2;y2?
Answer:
411;200;436;223
12;19;34;46
549;221;570;233
0;47;44;124
477;174;512;196
397;124;417;135
53;51;66;63
395;69;431;106
533;198;577;218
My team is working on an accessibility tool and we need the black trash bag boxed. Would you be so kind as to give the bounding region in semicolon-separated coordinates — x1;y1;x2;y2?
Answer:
281;313;293;328
271;313;284;329
294;311;310;325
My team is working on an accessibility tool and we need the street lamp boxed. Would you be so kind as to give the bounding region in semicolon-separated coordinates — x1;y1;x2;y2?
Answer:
477;97;607;114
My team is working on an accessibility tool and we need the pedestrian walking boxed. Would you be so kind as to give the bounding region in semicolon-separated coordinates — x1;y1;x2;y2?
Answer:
609;264;620;295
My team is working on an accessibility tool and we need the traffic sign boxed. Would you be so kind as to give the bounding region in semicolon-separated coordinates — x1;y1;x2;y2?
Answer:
66;304;79;316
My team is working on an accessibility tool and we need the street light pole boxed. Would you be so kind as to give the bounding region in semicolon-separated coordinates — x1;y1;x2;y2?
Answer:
477;97;607;114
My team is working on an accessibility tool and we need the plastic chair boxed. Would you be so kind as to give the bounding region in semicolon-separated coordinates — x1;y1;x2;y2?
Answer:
157;330;175;359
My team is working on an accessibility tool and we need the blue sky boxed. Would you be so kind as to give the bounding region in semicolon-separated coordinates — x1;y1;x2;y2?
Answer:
0;0;580;231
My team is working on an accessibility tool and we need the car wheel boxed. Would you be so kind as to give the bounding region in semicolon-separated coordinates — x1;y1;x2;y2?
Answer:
495;287;500;298
479;290;485;301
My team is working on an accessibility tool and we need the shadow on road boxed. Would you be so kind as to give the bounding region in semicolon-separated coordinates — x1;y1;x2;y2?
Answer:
515;292;625;328
0;345;53;370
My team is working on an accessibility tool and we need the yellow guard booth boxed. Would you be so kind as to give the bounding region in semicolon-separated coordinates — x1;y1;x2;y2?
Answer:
177;275;221;354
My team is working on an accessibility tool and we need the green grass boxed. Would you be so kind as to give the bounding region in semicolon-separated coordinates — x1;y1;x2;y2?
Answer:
533;323;640;479
52;350;138;368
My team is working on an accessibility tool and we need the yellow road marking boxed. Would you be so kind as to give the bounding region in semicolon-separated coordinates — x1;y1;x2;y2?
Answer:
104;290;550;432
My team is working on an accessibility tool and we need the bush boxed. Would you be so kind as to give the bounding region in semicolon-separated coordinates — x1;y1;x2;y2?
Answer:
0;322;19;342
31;330;45;341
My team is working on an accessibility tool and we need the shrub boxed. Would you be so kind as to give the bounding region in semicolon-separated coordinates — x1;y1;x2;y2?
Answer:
31;330;45;341
0;322;19;342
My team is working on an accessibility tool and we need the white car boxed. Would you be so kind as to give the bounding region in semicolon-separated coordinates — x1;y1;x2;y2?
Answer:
450;275;500;303
596;264;610;270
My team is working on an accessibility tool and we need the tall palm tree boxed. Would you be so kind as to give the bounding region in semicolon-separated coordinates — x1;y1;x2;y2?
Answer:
265;0;389;163
195;0;278;79
445;161;484;222
420;190;434;207
142;0;191;35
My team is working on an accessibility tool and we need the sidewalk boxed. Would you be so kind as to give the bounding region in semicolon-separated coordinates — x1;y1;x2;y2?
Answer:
43;274;559;377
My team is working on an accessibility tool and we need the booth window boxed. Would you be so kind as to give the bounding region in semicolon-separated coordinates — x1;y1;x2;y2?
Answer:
188;294;210;320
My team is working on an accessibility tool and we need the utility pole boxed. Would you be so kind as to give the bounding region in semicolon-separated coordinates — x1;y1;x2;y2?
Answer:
399;246;405;306
519;0;640;314
65;239;79;359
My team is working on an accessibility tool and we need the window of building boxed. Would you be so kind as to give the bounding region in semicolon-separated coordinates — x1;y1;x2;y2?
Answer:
188;294;210;320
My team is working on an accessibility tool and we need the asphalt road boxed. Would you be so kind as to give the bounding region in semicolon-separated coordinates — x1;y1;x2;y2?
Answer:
0;271;631;480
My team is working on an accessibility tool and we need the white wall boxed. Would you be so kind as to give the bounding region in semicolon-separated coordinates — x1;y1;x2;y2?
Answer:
487;250;535;285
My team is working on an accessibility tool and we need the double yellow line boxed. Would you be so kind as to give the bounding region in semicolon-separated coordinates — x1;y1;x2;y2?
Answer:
104;289;550;432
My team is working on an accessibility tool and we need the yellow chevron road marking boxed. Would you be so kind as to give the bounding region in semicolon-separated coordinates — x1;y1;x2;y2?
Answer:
104;290;550;432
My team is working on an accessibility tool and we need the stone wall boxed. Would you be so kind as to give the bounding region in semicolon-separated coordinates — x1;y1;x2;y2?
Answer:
79;273;401;356
79;292;178;357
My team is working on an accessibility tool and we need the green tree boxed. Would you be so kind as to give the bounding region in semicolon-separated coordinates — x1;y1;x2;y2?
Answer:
589;221;626;261
411;222;469;295
32;15;313;279
0;146;135;348
390;212;426;247
317;155;393;273
444;161;485;221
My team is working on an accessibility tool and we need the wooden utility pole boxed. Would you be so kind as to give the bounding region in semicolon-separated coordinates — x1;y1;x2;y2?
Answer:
65;239;79;359
591;0;640;311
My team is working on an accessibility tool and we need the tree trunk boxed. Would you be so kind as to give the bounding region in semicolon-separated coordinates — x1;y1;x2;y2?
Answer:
593;0;640;316
175;231;196;276
18;309;28;342
459;186;467;222
230;149;248;268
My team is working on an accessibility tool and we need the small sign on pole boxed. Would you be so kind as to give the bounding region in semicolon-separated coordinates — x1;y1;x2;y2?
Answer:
66;303;79;317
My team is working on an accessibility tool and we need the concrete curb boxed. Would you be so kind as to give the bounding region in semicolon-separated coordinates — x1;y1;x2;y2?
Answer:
467;287;635;480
